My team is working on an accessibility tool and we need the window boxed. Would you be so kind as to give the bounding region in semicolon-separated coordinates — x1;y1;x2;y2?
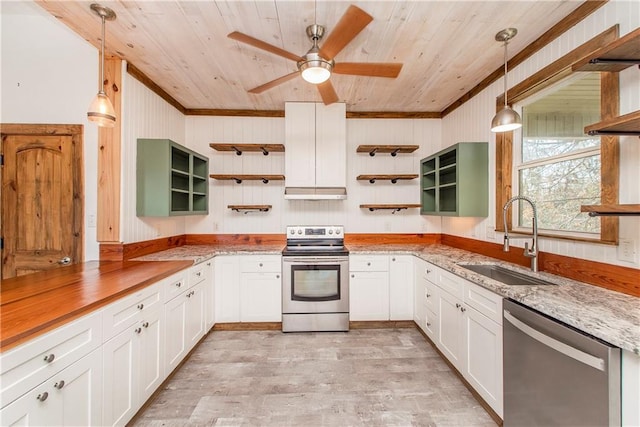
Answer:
494;25;619;244
514;73;602;237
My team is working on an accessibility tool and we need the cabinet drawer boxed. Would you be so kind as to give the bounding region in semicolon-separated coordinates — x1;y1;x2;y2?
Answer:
0;311;102;408
102;284;162;340
463;281;503;324
424;281;438;312
164;271;189;302
424;307;438;341
437;269;464;298
350;255;389;272
190;264;207;286
239;255;282;273
421;261;439;284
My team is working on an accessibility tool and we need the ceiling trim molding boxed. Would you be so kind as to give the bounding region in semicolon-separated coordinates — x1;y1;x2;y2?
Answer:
185;109;284;117
126;62;186;114
441;0;609;118
346;111;441;119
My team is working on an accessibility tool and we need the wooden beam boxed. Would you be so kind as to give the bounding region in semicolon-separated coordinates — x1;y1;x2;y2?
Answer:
185;109;284;117
442;0;609;117
126;62;186;114
97;57;122;243
346;111;441;119
599;71;619;244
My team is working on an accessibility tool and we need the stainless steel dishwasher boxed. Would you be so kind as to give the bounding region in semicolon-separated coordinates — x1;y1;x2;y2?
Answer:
503;299;620;426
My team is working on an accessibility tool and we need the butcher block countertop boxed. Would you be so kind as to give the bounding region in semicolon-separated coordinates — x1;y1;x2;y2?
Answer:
2;243;638;355
0;260;192;351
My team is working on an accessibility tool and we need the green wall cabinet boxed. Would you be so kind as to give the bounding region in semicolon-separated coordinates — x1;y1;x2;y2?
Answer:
420;142;488;217
137;139;209;216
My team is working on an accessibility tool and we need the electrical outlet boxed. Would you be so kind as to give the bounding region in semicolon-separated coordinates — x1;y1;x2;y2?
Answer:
87;214;96;228
618;239;637;263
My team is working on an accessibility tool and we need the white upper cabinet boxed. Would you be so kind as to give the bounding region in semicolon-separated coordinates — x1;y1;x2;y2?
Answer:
285;102;346;190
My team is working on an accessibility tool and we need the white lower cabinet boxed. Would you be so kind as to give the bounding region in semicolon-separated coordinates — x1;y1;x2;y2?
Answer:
437;288;465;370
0;348;102;427
349;270;390;321
389;255;414;320
240;272;282;322
165;281;205;374
102;304;164;427
214;256;241;323
203;260;216;331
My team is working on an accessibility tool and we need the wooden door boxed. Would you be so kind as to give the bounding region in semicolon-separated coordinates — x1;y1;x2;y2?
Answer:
1;124;83;279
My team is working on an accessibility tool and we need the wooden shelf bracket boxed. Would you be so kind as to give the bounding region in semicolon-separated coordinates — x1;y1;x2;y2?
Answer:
228;204;272;214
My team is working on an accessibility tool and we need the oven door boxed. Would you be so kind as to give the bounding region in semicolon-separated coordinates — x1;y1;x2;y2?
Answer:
282;256;349;314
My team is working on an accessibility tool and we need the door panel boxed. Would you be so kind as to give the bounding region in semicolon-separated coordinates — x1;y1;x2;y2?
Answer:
2;125;82;279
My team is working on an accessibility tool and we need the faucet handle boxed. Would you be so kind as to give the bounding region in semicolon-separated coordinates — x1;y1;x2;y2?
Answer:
523;242;536;257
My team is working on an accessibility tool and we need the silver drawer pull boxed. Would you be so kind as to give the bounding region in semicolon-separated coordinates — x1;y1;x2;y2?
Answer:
276;274;280;279
58;256;71;265
455;303;461;309
426;269;432;274
259;263;263;267
175;282;182;288
367;262;371;266
460;306;466;312
134;327;142;334
426;322;431;327
54;380;65;390
137;303;144;310
196;272;201;277
43;354;55;363
36;392;49;402
392;258;396;262
142;321;149;328
426;293;431;298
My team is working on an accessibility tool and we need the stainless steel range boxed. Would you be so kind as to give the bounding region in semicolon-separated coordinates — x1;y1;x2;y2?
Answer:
282;225;349;332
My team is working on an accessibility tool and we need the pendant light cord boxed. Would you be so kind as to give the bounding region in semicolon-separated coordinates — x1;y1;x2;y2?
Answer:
503;40;508;108
99;14;105;94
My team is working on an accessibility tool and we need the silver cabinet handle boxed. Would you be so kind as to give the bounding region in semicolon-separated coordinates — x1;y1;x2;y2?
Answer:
460;306;466;312
54;381;65;390
351;274;355;278
196;272;201;277
392;257;396;262
426;322;431;327
134;327;142;334
504;310;605;371
43;354;55;363
176;282;182;288
142;322;149;328
367;262;371;266
259;263;263;267
426;269;432;274
206;262;211;267
137;303;144;310
426;293;431;298
276;274;280;279
58;256;71;265
455;303;461;309
36;392;49;402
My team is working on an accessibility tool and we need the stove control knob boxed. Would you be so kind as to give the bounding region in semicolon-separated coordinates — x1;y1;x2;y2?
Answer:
329;229;333;234
336;229;341;235
297;229;302;234
289;229;295;235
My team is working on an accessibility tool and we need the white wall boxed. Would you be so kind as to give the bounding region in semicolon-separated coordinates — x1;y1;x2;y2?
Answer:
1;1;100;261
184;116;442;234
441;0;640;269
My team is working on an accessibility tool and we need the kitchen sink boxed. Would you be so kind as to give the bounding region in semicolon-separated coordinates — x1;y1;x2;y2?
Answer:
458;263;557;286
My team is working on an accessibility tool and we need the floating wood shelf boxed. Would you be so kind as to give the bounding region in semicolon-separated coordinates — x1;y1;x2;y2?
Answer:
580;204;640;217
357;174;419;184
209;143;285;156
584;110;640;136
356;145;419;157
572;28;640;72
360;204;422;213
209;174;285;184
228;204;272;213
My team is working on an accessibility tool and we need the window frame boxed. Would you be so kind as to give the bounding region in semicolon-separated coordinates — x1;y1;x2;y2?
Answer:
495;25;620;244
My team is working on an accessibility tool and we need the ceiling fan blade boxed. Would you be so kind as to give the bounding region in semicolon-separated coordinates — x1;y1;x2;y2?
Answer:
320;5;373;60
228;31;302;62
248;72;299;94
333;62;403;78
317;80;339;105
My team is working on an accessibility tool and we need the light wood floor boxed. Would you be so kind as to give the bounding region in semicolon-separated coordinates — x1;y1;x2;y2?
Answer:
131;328;497;426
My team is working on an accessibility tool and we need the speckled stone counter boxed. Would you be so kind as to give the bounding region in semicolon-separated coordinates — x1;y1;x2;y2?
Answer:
134;242;639;354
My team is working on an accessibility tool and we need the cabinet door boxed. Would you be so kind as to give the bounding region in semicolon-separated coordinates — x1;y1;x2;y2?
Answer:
464;307;503;417
315;103;346;187
389;255;414;320
185;282;206;351
285;102;316;187
214;256;240;323
437;290;464;370
240;272;282;322
164;291;188;374
102;329;138;427
349;271;390;321
204;260;215;331
0;382;56;426
138;307;164;403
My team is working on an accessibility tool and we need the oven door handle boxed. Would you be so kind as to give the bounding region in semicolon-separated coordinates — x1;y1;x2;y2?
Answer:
283;257;348;263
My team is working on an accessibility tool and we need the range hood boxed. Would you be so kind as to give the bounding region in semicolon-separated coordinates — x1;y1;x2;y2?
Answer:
284;187;347;200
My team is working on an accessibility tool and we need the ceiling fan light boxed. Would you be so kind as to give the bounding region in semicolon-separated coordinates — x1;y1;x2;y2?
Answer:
491;105;522;132
300;60;332;84
87;91;116;127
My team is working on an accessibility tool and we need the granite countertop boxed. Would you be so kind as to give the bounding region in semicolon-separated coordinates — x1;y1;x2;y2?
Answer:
136;243;640;354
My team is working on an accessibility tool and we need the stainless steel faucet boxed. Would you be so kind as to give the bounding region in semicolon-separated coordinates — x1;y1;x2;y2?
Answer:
503;195;538;272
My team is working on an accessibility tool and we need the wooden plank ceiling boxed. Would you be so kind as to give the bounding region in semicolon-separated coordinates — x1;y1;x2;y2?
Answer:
35;0;585;113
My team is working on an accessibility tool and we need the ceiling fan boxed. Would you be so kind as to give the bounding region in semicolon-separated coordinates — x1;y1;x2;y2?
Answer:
227;5;403;105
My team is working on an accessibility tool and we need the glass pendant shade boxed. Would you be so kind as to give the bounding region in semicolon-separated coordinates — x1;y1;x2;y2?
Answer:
87;91;116;127
491;105;522;132
300;61;332;84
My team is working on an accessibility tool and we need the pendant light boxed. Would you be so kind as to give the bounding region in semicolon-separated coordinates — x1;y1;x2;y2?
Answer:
491;28;522;133
87;3;117;128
